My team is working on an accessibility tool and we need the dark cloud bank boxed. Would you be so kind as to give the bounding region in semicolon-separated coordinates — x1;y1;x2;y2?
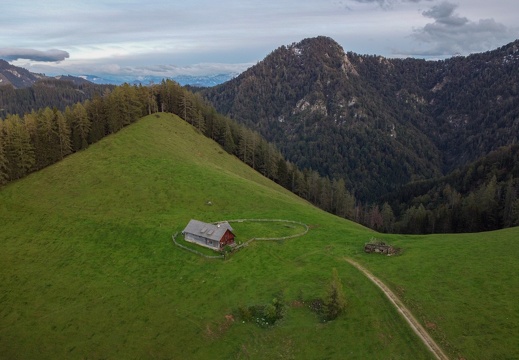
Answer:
0;48;70;62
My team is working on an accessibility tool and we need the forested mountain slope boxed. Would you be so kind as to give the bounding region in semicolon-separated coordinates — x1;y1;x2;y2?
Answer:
0;60;112;116
0;59;43;89
381;144;519;233
346;41;519;171
202;37;519;202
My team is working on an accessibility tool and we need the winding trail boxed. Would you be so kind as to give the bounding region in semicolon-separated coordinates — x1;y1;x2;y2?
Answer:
345;258;449;360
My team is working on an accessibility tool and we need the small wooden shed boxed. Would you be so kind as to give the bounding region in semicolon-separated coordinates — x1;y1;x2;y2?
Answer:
182;219;235;251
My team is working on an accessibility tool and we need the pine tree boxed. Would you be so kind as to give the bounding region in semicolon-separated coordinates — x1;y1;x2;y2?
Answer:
106;87;125;133
0;120;9;184
55;110;72;159
369;205;383;230
307;170;322;204
323;268;347;321
513;199;519;227
238;128;254;166
37;107;61;167
194;109;206;133
2;115;35;180
332;178;347;216
264;143;279;180
178;92;193;123
319;177;333;212
479;175;499;230
72;102;91;150
86;95;108;143
276;158;290;189
381;202;395;233
205;108;220;141
502;179;517;228
223;122;235;154
22;111;39;167
293;169;309;198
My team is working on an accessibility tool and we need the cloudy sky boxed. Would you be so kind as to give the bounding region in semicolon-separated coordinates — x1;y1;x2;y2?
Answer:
0;0;517;77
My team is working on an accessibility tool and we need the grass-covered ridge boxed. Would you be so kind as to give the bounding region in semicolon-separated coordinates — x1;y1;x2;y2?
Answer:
1;113;518;359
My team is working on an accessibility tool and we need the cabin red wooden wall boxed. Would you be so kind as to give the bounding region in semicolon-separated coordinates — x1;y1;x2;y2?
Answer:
219;230;235;248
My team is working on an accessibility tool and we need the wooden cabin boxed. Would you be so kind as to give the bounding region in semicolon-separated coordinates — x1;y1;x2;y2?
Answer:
182;219;235;251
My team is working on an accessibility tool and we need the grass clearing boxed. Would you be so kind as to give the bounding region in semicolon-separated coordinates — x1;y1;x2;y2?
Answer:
352;229;519;359
229;219;308;242
1;113;518;359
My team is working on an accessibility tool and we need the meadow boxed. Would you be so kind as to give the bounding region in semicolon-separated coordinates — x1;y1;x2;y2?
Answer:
1;113;518;359
354;229;519;359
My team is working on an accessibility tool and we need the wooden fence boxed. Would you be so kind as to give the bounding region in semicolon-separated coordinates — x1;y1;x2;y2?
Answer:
172;219;309;258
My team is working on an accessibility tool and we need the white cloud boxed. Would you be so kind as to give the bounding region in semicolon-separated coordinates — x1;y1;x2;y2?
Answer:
0;0;517;75
17;60;253;78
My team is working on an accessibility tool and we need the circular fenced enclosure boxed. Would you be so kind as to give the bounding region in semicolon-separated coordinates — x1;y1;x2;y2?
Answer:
172;219;309;258
226;219;309;246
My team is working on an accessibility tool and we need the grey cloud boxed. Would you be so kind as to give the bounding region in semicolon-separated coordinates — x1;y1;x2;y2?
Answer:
408;1;514;56
349;0;432;6
423;2;468;26
0;48;70;62
422;1;455;19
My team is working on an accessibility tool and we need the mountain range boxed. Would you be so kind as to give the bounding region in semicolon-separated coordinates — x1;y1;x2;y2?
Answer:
201;36;519;203
0;59;93;89
79;73;238;87
0;59;237;88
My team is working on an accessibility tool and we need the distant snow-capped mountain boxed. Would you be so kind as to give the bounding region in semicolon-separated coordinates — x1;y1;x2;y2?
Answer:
79;73;238;87
1;57;240;89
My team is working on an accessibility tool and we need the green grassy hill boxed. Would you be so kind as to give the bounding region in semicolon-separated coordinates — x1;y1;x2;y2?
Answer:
1;113;518;359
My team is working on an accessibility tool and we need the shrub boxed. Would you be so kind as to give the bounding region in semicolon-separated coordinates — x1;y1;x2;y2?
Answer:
237;305;252;322
236;295;286;328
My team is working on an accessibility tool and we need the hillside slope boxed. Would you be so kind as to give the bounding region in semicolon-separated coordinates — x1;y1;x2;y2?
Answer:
1;113;518;359
0;113;431;359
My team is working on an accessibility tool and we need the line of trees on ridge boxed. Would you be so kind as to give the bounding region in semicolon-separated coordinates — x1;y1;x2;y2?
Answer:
0;81;358;222
2;80;518;234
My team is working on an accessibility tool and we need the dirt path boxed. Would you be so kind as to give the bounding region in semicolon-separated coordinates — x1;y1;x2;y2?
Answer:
345;258;449;360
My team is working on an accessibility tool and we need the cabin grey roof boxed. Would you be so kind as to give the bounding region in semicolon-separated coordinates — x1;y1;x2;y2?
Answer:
182;220;234;242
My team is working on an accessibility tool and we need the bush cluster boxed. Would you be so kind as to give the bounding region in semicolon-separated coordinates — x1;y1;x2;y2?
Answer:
237;295;285;328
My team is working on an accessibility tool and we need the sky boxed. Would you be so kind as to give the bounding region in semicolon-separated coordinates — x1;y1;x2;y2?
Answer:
0;0;517;78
